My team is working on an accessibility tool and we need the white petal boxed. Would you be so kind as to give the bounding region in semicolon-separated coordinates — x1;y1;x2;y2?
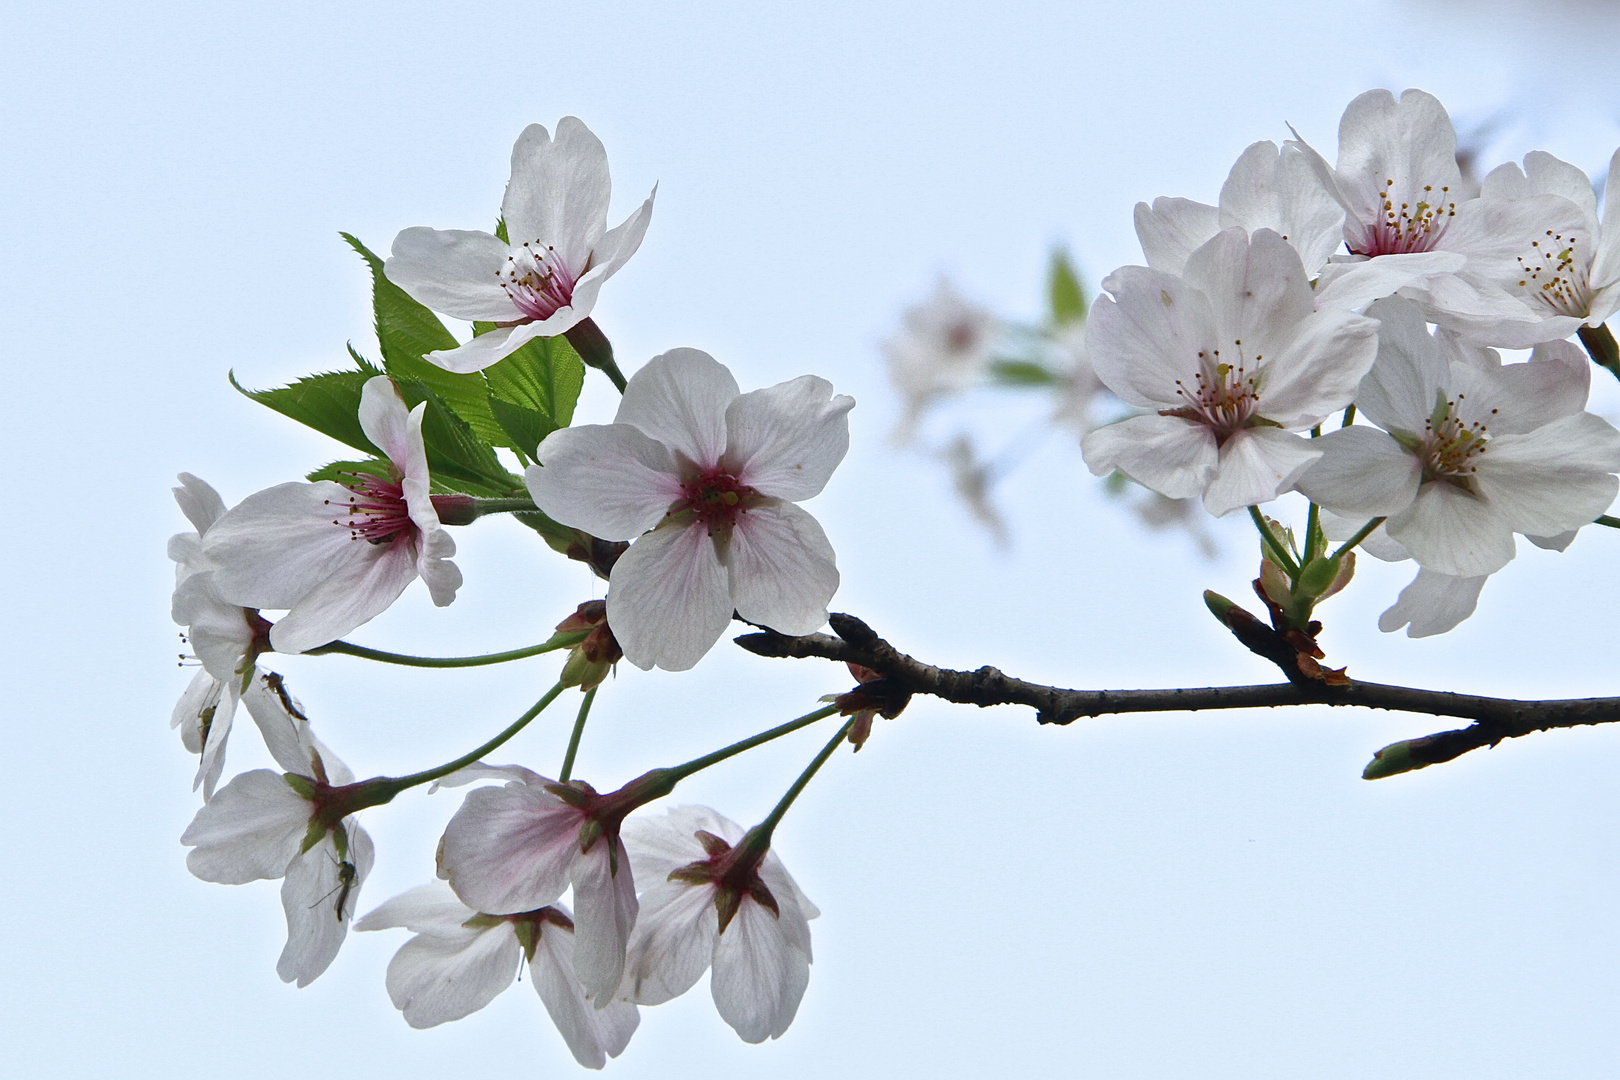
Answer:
1378;568;1488;637
1254;306;1380;428
606;521;733;672
711;897;812;1043
590;186;657;281
1473;414;1620;536
385;227;519;322
1088;267;1219;409
277;824;375;987
357;377;414;468
174;473;227;536
533;918;641;1069
402;475;461;607
1591;147;1620;291
1203;427;1322;517
615;349;739;468
724;376;855;501
1355;297;1450;436
438;783;581;915
1454;342;1590;435
1336;89;1462;228
527;424;682;539
268;537;419;654
181;770;309;884
356;880;476;934
1081;414;1218;501
1132;197;1219;275
1183;228;1315;365
1386;481;1517;577
171;573;257;684
1527;529;1580;552
622;805;742;882
725;500;838;636
569;837;638;1003
203;482;365;610
1295;427;1421;517
423;321;550;375
1219;141;1346;275
502;117;611;274
1312;251;1466;312
620;879;720;1006
239;673;320;775
382;920;519;1028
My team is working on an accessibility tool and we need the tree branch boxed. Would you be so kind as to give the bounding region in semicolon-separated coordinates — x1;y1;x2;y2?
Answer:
734;613;1620;773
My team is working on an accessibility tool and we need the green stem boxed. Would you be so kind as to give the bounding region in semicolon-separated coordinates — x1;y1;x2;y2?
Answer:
1578;323;1620;383
752;717;858;848
559;685;598;783
1304;501;1322;563
1249;506;1300;577
381;682;567;794
1341;404;1357;428
1596;515;1620;530
1330;516;1387;561
665;704;840;784
470;497;540;516
307;633;586;668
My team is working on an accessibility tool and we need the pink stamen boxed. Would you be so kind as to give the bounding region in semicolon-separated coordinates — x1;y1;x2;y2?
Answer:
1161;344;1263;445
677;468;759;535
500;241;581;322
326;475;414;545
1348;178;1457;257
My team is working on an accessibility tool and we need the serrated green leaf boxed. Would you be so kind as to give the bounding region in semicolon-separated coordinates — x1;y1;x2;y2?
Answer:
339;233;512;450
495;217;509;243
392;379;522;496
987;359;1059;386
487;396;555;462
1048;248;1088;325
230;369;381;457
306;459;394;485
485;334;585;428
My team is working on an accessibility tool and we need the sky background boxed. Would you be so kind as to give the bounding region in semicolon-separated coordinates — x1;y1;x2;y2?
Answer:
8;1;1620;1077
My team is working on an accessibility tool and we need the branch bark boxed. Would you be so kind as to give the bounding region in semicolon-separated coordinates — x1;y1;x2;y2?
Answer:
734;613;1620;774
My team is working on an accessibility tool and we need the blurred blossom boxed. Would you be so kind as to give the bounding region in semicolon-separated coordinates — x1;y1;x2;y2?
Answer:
884;278;1000;443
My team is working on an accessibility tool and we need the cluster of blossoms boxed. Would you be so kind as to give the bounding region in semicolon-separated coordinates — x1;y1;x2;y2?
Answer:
1078;88;1620;634
168;118;856;1066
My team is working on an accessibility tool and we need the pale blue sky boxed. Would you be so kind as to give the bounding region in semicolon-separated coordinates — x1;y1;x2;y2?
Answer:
8;2;1620;1077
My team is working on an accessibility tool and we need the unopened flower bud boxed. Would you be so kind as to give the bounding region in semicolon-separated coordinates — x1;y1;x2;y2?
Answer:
552;601;622;689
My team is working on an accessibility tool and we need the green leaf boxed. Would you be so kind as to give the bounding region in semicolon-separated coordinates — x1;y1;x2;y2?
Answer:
488;396;556;462
306;459;394;485
392;379;522;497
1048;247;1088;325
339;232;511;449
495;216;509;243
230;368;381;457
987;359;1058;386
485;334;586;428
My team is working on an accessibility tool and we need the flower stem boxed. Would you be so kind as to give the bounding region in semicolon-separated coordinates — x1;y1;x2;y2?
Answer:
1330;516;1386;561
1341;404;1357;428
1596;515;1620;530
1304;501;1322;562
1249;506;1300;576
750;717;857;849
1578;323;1620;383
665;704;841;784
306;634;586;668
469;497;540;516
558;685;598;783
381;682;567;795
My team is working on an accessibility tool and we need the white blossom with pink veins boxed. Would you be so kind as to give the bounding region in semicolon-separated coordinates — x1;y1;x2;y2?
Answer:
356;882;639;1068
1081;227;1379;516
526;348;854;671
435;764;638;1005
180;673;374;987
384;117;655;373
1297;298;1620;578
202;376;461;654
618;806;818;1044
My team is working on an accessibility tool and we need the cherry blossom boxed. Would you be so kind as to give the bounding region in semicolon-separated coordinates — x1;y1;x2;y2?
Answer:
434;764;639;1004
526;348;853;671
180;672;373;987
883;278;1000;442
1081;227;1379;516
356;882;639;1068
201;377;461;654
619;805;818;1044
385;118;655;373
1297;298;1620;577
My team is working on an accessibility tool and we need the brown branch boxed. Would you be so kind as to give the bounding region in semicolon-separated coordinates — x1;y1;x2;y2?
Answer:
733;613;1620;776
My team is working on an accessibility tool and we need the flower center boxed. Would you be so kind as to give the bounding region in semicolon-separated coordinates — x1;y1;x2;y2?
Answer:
500;241;581;322
1514;229;1590;317
1349;179;1457;257
677;468;760;534
1161;345;1263;444
1418;391;1493;484
327;474;414;546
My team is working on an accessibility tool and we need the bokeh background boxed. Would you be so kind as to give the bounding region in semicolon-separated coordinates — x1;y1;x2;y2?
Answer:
8;1;1620;1076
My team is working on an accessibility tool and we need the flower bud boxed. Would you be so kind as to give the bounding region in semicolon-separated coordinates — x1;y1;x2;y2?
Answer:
552;601;622;690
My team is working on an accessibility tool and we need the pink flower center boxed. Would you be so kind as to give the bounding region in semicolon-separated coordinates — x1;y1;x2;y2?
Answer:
328;474;415;546
1516;229;1590;317
500;241;582;322
1162;345;1263;444
677;468;761;534
1348;179;1457;257
1419;393;1493;484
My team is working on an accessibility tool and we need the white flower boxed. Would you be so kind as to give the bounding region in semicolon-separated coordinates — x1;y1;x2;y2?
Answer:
619;806;818;1044
1081;228;1379;516
435;765;638;1004
168;473;269;800
1318;511;1488;637
201;377;461;654
180;673;372;987
526;348;853;671
356;882;639;1069
1049;321;1111;440
385;118;655;374
1297;297;1620;577
883;278;1000;442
